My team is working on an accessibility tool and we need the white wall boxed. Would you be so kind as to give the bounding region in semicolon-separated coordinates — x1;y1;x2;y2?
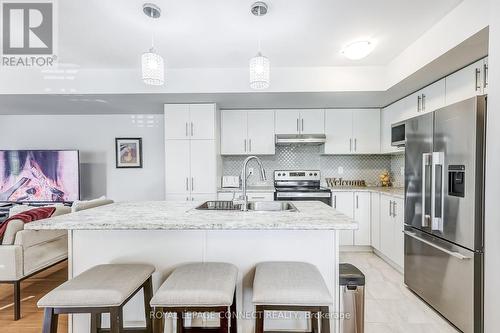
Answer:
0;114;165;201
484;0;500;331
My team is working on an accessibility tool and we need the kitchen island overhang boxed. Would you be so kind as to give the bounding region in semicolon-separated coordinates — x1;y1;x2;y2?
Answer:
26;201;357;333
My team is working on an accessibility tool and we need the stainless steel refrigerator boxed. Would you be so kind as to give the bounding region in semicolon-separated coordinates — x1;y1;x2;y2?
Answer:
404;96;486;333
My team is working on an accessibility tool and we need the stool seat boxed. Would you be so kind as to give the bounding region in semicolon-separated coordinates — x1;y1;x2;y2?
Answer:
38;264;155;308
252;262;332;306
151;262;238;307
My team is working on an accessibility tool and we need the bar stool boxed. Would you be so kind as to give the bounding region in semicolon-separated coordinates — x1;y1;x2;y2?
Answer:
252;262;332;333
150;262;238;333
37;263;155;333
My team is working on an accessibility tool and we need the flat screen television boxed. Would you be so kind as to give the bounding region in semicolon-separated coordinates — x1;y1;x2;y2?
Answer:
0;150;80;203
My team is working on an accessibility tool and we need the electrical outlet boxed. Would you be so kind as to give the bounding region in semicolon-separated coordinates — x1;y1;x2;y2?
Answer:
338;167;344;175
248;168;254;176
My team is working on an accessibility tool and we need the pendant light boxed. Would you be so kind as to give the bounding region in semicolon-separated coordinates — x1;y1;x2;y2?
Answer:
249;2;270;90
142;3;165;86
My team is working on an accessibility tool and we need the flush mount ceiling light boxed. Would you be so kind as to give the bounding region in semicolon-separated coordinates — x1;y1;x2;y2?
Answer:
249;1;270;90
141;3;165;86
341;41;375;60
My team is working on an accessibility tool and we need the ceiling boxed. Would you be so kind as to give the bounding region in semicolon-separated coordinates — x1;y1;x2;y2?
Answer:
58;0;462;69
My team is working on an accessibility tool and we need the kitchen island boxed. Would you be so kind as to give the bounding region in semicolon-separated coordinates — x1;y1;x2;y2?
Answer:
26;201;357;333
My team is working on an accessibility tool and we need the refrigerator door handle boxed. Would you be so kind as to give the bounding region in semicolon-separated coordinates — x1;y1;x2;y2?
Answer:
422;153;432;228
431;152;445;232
403;231;471;260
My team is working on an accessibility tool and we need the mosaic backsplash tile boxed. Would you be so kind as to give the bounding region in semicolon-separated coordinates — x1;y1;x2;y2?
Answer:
222;146;405;187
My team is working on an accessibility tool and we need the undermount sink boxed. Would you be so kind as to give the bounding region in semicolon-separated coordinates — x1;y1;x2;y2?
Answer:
195;201;298;212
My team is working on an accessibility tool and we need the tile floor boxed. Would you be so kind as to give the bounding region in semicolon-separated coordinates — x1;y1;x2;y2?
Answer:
340;252;460;333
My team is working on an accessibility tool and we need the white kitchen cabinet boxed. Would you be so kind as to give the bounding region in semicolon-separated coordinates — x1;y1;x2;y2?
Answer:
445;59;486;106
371;192;381;251
332;191;354;246
166;194;217;202
164;104;216;140
221;110;275;155
275;109;324;135
165;139;217;200
221;111;247;155
419;79;446;114
325;109;380;154
379;194;404;268
353;192;371;246
217;191;274;201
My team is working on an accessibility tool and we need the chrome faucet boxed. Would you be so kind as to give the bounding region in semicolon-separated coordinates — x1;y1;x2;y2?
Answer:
240;156;267;211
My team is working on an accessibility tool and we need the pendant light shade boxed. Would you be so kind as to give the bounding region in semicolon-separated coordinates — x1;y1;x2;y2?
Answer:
249;52;270;90
142;47;164;86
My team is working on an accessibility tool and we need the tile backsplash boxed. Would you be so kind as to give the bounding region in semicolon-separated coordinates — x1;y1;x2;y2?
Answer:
222;146;405;187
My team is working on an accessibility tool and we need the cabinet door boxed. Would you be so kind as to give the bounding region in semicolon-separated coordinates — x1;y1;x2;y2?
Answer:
332;191;354;246
189;104;215;140
299;109;325;134
190;140;217;194
247;192;274;201
371;192;381;250
275;110;300;134
247;110;275;155
420;79;445;114
354;192;371;245
324;109;352;154
221;111;248;155
445;60;483;106
352;109;380;154
164;104;190;140
217;192;239;201
165;140;190;194
393;198;405;268
379;195;394;258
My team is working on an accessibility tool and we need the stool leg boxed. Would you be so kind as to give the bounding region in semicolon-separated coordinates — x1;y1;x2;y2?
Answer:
255;306;264;333
91;313;102;333
220;309;229;333
176;312;184;333
13;281;21;320
42;307;58;333
230;293;237;333
110;306;124;333
320;307;330;333
153;307;165;333
143;277;154;333
311;312;319;333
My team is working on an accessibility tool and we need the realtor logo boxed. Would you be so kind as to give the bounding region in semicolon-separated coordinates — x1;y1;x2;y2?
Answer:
1;1;56;66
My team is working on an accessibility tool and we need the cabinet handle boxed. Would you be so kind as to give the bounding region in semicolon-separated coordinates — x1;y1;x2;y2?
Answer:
417;95;421;112
186;197;189;201
393;201;397;217
475;68;481;91
301;118;304;132
185;123;189;137
296;119;299;133
484;63;488;88
249;139;252;152
421;94;426;111
186;177;189;191
191;177;194;191
191;122;194;136
333;195;337;209
389;200;392;217
356;195;359;209
244;139;247;152
349;138;352;152
354;138;357;151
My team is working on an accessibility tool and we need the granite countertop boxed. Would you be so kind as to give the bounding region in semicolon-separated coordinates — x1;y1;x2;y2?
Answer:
328;186;404;198
25;201;357;231
217;185;276;193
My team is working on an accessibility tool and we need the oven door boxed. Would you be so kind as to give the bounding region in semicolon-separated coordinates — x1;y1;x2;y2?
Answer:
275;192;332;206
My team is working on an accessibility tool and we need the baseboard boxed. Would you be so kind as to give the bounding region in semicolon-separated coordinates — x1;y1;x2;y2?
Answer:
373;248;404;274
339;245;373;252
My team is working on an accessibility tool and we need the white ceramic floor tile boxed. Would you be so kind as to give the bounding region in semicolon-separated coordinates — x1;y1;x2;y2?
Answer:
340;252;460;333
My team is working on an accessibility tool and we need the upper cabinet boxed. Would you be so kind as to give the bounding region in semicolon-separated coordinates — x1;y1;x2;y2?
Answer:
221;110;275;155
324;109;380;154
275;109;325;135
164;103;216;140
445;58;488;106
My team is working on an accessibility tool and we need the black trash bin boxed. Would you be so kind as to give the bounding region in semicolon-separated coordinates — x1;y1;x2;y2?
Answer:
339;263;365;333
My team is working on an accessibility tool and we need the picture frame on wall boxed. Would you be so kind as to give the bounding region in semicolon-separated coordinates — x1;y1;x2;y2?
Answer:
115;138;143;168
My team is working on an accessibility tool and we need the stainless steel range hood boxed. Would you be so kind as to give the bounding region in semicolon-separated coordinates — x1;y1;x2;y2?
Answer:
275;134;326;145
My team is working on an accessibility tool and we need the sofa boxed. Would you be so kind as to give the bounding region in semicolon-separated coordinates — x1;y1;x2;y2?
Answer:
0;198;113;320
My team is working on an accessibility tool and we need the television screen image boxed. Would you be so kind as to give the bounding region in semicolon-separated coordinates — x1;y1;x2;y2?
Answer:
0;150;80;203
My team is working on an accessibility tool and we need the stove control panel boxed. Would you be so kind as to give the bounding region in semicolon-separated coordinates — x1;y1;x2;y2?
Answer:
274;170;321;181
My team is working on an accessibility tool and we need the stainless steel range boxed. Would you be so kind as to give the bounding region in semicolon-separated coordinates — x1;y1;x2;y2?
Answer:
274;170;332;205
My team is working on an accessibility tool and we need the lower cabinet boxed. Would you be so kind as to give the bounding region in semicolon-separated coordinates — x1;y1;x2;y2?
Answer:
332;191;371;246
379;194;404;268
